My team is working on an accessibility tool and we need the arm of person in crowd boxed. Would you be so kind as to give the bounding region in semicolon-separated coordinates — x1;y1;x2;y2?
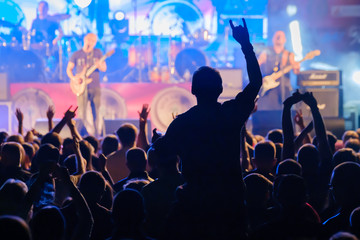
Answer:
302;92;332;170
68;119;82;141
51;105;77;134
294;121;313;151
72;136;86;175
15;108;24;136
230;19;262;101
282;90;302;160
294;109;312;144
55;166;93;240
20;163;51;220
136;104;150;152
240;124;251;171
47;105;55;132
98;153;114;187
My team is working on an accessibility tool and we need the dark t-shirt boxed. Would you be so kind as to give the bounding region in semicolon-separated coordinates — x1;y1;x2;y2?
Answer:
31;18;59;44
69;49;103;89
164;92;255;186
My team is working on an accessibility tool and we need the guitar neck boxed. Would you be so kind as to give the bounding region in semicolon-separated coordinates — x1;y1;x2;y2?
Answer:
272;58;307;80
85;54;108;78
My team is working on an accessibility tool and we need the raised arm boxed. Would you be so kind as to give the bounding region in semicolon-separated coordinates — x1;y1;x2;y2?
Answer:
136;104;150;152
294;109;312;145
302;92;332;169
15;108;24;136
46;105;55;132
51;105;77;134
230;19;262;101
282;90;302;160
56;166;93;240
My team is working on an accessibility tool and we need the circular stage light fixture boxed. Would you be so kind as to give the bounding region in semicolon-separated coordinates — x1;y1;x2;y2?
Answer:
114;10;125;21
353;71;360;84
74;0;92;9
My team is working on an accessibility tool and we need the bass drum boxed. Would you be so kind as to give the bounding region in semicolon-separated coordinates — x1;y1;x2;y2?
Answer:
175;48;207;81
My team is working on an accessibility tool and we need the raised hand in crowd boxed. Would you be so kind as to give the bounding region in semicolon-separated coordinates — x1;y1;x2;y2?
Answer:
282;90;303;160
46;105;55;131
15;108;24;136
54;166;94;240
52;105;78;134
294;109;313;148
136;103;151;152
98;153;114;186
230;18;250;47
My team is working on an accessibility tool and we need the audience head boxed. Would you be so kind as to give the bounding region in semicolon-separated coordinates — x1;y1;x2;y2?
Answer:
79;140;94;169
30;206;65;240
63;154;77;175
329;232;359;240
61;138;74;159
116;124;137;148
79;171;106;204
0;215;31;240
312;131;338;154
112;189;145;228
126;148;147;173
0;131;8;145
244;173;273;208
32;144;59;173
0;179;28;216
254;135;265;144
297;144;319;175
253;141;276;171
266;129;283;144
101;134;119;156
275;142;283;163
274;174;307;208
191;66;223;101
0;142;22;167
350;207;360;238
41;132;62;150
342;130;359;145
84;135;99;154
150;136;179;171
276;159;302;176
330;162;360;208
345;138;360;153
332;148;358;168
6;134;24;144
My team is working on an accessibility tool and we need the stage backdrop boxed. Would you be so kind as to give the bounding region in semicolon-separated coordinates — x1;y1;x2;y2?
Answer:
10;83;196;134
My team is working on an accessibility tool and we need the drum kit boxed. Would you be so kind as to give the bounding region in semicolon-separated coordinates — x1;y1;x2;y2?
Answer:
0;0;217;83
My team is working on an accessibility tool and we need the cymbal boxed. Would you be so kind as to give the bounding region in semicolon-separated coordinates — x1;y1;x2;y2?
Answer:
48;14;71;22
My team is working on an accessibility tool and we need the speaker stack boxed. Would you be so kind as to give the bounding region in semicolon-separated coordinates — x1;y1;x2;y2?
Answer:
297;70;344;138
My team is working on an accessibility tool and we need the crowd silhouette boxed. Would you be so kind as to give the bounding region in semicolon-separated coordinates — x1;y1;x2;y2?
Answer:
1;18;359;240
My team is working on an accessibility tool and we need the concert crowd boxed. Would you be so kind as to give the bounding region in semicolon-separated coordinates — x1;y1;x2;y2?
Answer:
1;16;360;240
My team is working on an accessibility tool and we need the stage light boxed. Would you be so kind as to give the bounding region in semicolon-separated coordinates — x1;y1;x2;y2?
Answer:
74;0;92;9
353;71;360;84
114;11;125;21
286;5;297;17
289;20;303;61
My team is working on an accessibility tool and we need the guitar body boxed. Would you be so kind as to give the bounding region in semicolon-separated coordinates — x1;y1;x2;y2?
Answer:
70;68;93;96
259;75;281;96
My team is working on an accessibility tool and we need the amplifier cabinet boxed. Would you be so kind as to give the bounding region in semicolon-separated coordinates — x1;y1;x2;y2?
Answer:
297;70;341;87
297;88;343;118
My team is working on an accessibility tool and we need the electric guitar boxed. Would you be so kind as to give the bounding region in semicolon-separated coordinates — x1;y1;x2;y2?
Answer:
70;49;115;96
259;50;321;97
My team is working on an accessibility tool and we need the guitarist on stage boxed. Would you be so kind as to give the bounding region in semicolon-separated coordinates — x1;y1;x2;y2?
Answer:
66;33;107;136
257;30;300;110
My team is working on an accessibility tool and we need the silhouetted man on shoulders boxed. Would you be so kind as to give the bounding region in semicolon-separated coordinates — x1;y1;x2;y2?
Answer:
161;19;262;239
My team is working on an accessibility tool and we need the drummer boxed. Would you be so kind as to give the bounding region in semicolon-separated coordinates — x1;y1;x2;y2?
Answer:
30;1;63;51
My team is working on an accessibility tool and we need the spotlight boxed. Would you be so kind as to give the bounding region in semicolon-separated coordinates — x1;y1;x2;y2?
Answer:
114;11;125;21
74;0;92;9
353;71;360;84
286;5;297;17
